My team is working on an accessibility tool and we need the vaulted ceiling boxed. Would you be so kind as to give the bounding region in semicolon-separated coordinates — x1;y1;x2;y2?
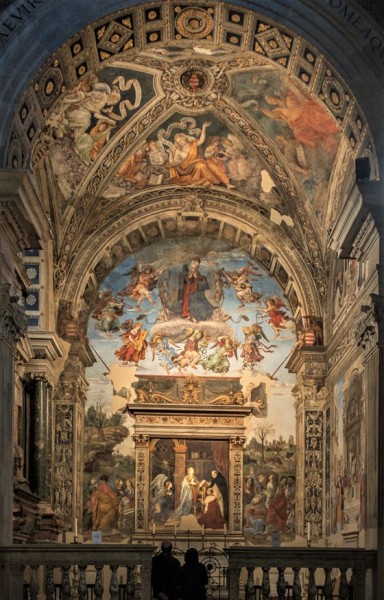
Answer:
1;1;382;325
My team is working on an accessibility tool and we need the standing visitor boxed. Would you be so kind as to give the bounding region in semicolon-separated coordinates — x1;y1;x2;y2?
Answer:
181;547;208;600
151;541;182;600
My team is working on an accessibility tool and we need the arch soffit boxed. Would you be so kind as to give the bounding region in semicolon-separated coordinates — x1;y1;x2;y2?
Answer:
60;194;323;324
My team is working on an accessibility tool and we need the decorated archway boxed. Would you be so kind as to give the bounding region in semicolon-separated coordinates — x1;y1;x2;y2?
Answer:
2;0;381;552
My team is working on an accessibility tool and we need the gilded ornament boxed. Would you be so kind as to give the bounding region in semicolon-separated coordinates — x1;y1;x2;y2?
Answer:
175;7;214;39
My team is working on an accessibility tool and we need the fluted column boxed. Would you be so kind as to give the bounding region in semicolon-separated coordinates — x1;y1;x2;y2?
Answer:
0;283;27;544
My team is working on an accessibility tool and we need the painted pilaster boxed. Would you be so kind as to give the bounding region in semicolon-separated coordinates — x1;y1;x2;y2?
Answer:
287;349;327;541
133;434;150;532
52;340;95;530
229;436;245;534
0;283;27;544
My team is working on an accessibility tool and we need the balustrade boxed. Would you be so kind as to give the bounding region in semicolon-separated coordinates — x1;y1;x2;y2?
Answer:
0;543;153;600
0;543;378;599
226;547;376;600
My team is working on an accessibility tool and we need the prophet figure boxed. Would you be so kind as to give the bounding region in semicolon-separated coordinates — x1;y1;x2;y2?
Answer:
260;90;339;153
166;123;233;188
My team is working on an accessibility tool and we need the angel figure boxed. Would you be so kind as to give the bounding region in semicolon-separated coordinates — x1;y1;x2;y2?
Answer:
118;263;160;309
220;264;262;307
91;290;125;334
114;322;148;364
262;295;292;337
172;329;207;372
150;333;179;374
241;324;276;368
200;335;239;374
150;474;174;523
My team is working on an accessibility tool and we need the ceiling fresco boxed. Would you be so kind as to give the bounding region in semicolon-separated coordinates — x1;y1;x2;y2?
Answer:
7;3;373;238
4;3;376;330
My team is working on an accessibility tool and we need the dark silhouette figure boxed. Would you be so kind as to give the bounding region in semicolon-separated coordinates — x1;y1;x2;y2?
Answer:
151;540;182;600
181;547;208;600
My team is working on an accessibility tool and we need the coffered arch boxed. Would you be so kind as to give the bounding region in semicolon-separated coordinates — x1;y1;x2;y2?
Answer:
58;193;323;333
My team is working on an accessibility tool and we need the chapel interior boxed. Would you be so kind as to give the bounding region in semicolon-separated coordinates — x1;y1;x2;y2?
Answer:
1;0;384;598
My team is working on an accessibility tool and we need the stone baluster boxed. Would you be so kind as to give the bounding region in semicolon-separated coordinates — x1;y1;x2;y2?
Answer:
228;565;240;600
307;567;317;600
8;563;25;599
109;565;119;600
323;567;333;599
71;564;80;599
29;565;40;600
126;565;135;599
277;566;286;599
261;567;270;600
245;566;254;600
292;567;302;599
141;562;152;600
45;565;55;600
78;563;88;600
61;565;71;600
94;564;104;600
338;567;348;600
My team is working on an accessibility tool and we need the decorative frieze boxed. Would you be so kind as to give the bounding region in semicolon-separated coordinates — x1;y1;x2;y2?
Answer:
135;415;244;426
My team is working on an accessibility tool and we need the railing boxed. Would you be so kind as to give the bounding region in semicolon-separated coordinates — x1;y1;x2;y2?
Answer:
0;543;378;599
226;547;377;600
0;543;154;600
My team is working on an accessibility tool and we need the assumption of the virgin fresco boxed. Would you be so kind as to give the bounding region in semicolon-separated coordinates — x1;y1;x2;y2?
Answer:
83;236;301;543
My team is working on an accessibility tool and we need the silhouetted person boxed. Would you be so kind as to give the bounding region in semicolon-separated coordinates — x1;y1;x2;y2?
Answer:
151;540;182;600
181;547;208;600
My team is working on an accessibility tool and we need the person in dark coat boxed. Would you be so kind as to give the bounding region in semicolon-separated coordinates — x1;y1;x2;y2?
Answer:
151;540;182;600
181;547;208;600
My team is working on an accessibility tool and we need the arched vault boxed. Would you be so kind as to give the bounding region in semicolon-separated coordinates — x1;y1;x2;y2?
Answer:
1;1;381;331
